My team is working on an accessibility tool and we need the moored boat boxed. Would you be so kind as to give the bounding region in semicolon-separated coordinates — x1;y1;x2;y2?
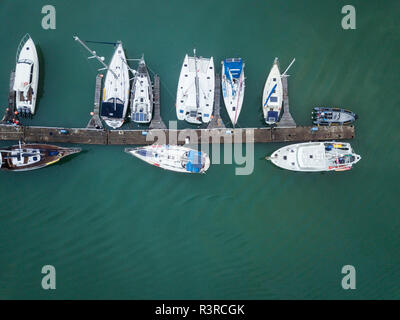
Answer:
101;42;130;129
130;56;153;123
125;144;210;173
262;58;282;125
176;49;215;124
312;107;358;126
221;58;245;127
0;143;81;172
267;141;361;172
13;34;39;116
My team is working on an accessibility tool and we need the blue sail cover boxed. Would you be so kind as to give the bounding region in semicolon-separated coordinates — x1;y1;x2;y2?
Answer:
224;58;243;81
266;110;279;123
101;98;124;118
186;150;203;173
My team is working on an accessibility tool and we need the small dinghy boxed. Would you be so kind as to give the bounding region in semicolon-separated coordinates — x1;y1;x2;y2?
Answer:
130;56;153;123
0;142;81;172
312;107;358;126
176;49;215;124
262;58;282;125
267;141;361;172
101;42;130;129
125;144;210;173
13;34;39;116
221;58;245;127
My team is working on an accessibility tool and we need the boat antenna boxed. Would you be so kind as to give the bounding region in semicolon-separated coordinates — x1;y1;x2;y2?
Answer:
193;48;200;111
73;35;117;79
281;58;296;77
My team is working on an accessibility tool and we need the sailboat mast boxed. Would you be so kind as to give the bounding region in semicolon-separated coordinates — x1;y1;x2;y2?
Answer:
73;35;117;79
193;49;200;111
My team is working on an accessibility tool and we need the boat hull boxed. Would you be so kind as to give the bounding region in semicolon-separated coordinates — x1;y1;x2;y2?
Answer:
221;58;245;127
0;144;81;172
125;144;210;173
262;58;282;125
101;42;130;129
176;53;215;124
14;35;39;115
130;58;153;123
268;141;361;172
312;107;358;126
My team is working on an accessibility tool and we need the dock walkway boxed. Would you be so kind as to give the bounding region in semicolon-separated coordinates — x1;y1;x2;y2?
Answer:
86;74;104;129
207;73;225;129
277;75;296;128
149;75;166;130
1;71;16;124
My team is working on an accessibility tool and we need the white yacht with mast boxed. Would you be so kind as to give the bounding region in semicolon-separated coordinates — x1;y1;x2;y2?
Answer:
13;34;39;116
130;56;153;123
74;36;130;129
125;144;210;174
262;58;283;125
176;49;215;124
221;58;245;127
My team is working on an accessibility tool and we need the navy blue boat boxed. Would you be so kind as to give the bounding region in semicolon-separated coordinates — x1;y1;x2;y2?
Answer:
312;107;358;126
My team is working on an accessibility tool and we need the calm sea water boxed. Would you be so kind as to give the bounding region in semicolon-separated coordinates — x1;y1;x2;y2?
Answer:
0;0;399;299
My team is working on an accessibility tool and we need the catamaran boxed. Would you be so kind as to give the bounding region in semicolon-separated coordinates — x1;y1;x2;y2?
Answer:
13;34;39;116
267;142;361;172
125;144;210;173
130;56;153;123
73;36;130;129
221;58;245;127
101;42;130;129
176;49;215;124
0;142;81;172
262;58;282;125
312;107;358;126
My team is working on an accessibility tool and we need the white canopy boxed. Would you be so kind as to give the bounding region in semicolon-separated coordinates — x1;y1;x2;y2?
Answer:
13;61;32;91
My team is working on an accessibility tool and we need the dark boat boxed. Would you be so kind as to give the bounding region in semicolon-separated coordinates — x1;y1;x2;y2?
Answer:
312;107;358;126
0;143;81;172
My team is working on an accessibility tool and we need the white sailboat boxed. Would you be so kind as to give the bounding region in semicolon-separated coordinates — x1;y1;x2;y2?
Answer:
130;56;153;123
125;144;210;174
101;42;130;129
13;34;39;116
221;58;245;127
176;49;215;124
262;58;282;125
267;142;361;172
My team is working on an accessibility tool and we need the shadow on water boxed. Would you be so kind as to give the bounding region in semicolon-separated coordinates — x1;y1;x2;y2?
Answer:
52;149;86;167
35;44;45;114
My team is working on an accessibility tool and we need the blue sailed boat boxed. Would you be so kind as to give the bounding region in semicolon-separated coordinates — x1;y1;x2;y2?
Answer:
221;58;245;127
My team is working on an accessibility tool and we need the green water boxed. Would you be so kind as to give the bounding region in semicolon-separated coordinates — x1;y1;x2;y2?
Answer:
1;0;400;299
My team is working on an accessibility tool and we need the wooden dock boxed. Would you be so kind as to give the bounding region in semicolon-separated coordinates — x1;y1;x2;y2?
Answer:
1;71;16;124
0;124;354;145
86;74;104;129
0;72;356;145
277;75;296;128
149;75;166;130
207;73;225;129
